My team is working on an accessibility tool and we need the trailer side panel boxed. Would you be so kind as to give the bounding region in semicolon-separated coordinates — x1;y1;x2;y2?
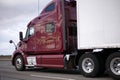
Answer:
77;0;120;49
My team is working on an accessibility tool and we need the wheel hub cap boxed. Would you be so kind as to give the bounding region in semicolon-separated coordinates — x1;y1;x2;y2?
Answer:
82;58;94;73
16;58;22;68
110;58;120;75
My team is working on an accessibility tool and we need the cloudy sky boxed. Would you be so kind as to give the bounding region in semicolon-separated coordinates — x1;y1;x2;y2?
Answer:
0;0;52;55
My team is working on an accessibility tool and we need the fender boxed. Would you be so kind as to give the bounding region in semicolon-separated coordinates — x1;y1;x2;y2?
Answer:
11;49;26;66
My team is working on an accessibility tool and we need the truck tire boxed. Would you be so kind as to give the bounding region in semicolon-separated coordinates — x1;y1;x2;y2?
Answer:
79;53;104;77
106;52;120;80
14;55;25;71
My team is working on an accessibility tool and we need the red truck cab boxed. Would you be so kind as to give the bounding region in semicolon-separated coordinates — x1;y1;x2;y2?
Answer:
11;0;77;71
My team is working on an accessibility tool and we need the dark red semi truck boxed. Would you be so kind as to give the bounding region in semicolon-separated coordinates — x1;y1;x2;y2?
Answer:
10;0;120;79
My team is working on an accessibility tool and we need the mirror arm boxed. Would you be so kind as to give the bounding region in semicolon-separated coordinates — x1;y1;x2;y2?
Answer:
9;40;17;50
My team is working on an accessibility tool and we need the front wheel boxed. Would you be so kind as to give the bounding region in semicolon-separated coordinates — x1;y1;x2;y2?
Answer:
79;53;104;77
106;52;120;80
14;55;25;71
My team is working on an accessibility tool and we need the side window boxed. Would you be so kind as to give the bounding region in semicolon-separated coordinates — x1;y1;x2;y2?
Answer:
25;27;34;39
45;3;55;12
46;23;55;33
29;27;34;36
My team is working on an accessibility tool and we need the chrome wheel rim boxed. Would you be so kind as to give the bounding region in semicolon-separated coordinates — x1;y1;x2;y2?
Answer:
82;58;94;73
110;57;120;75
16;58;22;69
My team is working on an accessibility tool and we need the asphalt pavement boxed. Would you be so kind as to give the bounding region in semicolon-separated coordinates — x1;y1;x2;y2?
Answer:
0;61;113;80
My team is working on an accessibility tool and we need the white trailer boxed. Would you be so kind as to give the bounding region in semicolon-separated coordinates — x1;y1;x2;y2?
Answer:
77;0;120;49
76;0;120;79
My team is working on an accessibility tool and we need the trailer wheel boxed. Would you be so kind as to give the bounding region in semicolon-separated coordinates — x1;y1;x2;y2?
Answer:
14;55;25;71
106;52;120;80
79;53;104;77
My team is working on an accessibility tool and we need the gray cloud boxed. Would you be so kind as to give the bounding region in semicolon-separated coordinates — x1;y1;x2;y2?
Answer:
0;0;52;55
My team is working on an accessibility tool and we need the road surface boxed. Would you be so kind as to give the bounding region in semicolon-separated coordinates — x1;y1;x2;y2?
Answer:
0;61;113;80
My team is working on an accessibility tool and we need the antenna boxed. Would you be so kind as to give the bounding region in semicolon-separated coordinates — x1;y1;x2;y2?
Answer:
38;0;39;15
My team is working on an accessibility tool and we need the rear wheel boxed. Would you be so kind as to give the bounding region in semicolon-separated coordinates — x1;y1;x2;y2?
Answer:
14;55;25;71
106;52;120;80
79;53;104;77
